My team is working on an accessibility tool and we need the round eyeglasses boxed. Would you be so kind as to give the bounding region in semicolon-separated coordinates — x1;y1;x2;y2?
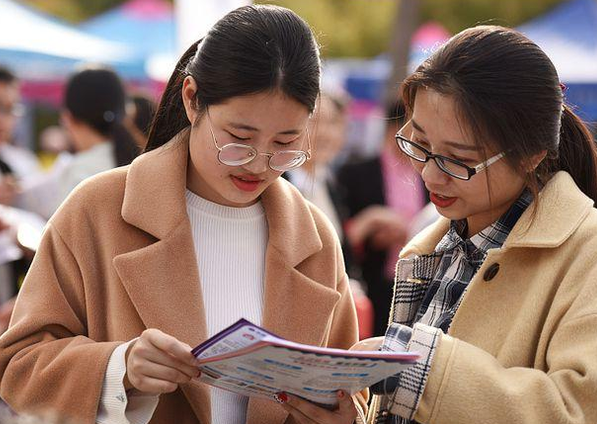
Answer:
206;109;312;172
395;124;505;181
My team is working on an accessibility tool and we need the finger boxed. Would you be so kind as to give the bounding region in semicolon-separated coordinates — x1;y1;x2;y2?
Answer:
278;401;318;424
336;390;358;416
128;375;179;396
136;343;198;379
283;394;331;422
144;329;196;365
350;336;384;351
133;360;193;385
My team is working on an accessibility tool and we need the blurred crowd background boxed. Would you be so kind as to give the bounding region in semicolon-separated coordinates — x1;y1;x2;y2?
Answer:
1;0;596;339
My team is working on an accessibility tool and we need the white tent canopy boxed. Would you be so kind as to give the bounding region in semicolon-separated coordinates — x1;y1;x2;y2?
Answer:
0;0;139;80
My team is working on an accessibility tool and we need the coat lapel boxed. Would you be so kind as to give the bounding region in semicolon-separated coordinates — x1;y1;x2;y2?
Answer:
113;130;211;424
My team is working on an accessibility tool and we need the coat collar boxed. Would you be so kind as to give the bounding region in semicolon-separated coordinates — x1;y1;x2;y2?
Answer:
115;129;335;424
401;171;593;257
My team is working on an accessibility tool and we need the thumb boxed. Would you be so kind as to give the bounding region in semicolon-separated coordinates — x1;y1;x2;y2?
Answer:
336;390;355;415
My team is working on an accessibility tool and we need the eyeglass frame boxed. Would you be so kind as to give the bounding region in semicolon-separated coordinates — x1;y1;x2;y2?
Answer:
205;107;312;172
395;126;505;181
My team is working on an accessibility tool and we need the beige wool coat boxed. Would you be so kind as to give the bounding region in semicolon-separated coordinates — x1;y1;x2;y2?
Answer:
369;171;597;424
0;131;365;424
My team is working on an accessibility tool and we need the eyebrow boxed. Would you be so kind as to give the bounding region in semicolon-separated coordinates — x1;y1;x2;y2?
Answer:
411;118;479;152
228;122;302;136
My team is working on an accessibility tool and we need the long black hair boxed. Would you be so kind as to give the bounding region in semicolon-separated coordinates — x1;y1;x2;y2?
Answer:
401;25;597;202
64;67;138;166
145;5;321;152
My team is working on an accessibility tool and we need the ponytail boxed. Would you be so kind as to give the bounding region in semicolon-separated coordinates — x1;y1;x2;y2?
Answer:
111;121;140;167
144;40;201;153
551;104;597;202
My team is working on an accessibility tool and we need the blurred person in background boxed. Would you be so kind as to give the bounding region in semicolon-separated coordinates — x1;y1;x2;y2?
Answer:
37;125;71;170
337;101;427;336
0;66;41;187
287;90;350;240
286;90;375;339
17;66;139;219
0;66;45;331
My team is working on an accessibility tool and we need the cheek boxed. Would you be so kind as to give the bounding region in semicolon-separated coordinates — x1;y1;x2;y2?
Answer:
410;159;424;175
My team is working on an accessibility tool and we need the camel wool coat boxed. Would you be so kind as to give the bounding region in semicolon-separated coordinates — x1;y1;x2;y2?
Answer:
0;131;365;424
369;171;597;424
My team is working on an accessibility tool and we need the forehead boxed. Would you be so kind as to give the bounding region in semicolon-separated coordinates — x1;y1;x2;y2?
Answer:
214;91;310;131
411;88;478;146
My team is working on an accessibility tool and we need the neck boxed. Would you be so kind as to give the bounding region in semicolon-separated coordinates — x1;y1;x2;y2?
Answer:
72;126;108;152
302;160;317;175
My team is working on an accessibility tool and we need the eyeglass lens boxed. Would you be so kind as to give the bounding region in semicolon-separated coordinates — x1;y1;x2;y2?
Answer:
218;143;307;171
399;138;470;179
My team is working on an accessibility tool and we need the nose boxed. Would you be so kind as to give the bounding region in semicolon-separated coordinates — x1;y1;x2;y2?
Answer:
242;153;269;174
420;158;450;187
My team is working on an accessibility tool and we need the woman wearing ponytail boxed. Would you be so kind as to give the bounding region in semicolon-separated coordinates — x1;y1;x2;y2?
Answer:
0;5;365;424
353;26;597;424
17;66;138;219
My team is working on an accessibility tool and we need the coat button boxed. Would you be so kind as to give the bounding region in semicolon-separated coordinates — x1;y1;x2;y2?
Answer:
483;263;500;281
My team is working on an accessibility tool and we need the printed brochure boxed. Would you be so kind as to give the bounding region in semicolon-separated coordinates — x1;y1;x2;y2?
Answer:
191;318;419;407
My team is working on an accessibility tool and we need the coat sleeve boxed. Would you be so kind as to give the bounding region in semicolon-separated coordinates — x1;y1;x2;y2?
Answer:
414;312;597;424
0;223;121;424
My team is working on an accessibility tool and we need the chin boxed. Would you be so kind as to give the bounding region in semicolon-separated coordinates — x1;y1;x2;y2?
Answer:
225;192;262;207
435;206;467;222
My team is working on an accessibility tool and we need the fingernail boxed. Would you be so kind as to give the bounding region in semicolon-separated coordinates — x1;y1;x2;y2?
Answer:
338;390;345;398
275;392;288;403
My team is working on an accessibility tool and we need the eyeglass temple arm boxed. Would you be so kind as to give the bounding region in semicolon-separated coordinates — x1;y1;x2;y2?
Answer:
304;127;312;159
474;152;506;172
205;108;222;152
397;119;413;138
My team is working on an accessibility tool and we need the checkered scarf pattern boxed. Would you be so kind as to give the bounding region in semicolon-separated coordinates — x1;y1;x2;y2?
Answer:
369;190;532;424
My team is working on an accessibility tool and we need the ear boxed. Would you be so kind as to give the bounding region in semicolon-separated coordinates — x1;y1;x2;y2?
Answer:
181;76;199;124
524;150;548;172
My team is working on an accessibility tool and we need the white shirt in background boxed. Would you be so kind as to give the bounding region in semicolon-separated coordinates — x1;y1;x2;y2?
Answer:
17;141;115;219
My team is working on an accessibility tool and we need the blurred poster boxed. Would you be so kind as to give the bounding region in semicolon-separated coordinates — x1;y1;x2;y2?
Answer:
175;0;252;53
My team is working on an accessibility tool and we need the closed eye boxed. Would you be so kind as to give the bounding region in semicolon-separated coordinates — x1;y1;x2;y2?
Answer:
227;131;251;141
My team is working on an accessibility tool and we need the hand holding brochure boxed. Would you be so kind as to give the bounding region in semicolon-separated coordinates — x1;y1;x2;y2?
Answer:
192;319;419;407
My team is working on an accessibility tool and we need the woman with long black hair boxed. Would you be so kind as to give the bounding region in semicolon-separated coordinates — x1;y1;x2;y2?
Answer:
0;6;365;424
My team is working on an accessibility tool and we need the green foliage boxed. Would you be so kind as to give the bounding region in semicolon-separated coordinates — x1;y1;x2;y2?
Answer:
257;0;565;58
24;0;565;57
256;0;397;57
22;0;127;23
420;0;564;33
